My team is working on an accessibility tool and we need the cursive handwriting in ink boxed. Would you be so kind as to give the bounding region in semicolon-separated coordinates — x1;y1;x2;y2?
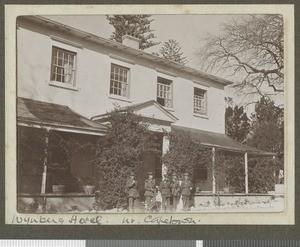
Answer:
144;215;197;225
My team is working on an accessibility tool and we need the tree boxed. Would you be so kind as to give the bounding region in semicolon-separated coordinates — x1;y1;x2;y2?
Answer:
225;105;250;143
106;15;159;50
155;39;187;65
93;110;160;210
162;129;211;179
195;15;283;100
247;97;284;154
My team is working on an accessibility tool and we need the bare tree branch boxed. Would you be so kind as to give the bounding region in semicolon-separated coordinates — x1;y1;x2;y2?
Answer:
195;14;284;99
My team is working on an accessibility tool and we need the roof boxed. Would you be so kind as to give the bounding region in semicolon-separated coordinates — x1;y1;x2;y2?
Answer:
18;98;106;136
92;100;178;123
172;125;276;156
20;15;233;87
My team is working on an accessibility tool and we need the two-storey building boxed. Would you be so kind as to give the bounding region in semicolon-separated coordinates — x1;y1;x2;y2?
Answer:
16;15;274;206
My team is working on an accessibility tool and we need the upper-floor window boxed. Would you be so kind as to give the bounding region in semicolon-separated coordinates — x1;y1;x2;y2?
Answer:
50;46;76;86
157;77;172;108
194;87;207;115
110;64;130;98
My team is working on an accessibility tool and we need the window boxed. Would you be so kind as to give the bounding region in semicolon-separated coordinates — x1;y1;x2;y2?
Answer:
51;47;76;86
157;77;172;108
194;88;207;115
110;64;130;98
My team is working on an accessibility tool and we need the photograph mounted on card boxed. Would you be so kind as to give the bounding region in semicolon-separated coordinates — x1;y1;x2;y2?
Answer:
5;4;294;225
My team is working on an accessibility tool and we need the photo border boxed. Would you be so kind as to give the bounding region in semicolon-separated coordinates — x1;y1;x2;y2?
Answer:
1;0;299;239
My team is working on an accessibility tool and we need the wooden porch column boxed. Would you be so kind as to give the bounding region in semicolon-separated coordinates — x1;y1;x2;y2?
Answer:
244;152;249;194
212;147;216;194
272;155;277;185
162;134;169;177
41;128;50;194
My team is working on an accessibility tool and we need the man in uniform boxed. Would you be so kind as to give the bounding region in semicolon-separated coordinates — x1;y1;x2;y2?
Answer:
171;172;181;211
144;171;156;212
125;172;139;213
181;172;193;211
159;173;171;212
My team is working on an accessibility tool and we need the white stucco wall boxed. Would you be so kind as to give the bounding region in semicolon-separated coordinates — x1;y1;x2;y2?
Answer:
17;17;226;134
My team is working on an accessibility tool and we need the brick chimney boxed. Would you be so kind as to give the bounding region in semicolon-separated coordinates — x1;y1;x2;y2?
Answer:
122;35;140;49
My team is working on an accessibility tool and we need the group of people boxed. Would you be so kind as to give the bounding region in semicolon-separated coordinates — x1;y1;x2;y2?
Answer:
125;171;193;213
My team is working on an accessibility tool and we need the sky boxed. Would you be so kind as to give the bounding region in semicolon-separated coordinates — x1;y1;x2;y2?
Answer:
45;14;236;68
44;15;283;112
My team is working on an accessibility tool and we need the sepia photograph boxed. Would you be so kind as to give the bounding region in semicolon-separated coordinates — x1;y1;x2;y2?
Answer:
5;4;294;225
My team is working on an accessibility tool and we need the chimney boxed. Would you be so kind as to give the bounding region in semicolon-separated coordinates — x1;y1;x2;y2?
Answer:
122;35;140;49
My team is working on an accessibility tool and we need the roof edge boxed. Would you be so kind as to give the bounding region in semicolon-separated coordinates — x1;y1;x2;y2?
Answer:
20;15;234;86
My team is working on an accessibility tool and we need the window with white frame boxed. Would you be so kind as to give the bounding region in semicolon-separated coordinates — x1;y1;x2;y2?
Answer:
157;77;172;108
194;87;207;115
50;46;76;86
110;64;130;98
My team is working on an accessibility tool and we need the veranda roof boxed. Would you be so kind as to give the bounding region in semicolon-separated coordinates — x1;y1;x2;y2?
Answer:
17;98;106;136
172;125;275;156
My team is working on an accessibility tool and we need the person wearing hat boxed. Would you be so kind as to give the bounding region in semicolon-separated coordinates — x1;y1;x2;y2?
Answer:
171;172;181;211
159;173;171;212
125;172;139;213
180;172;193;211
144;171;156;212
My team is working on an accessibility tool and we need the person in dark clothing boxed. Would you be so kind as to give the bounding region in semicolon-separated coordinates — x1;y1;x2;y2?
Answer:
171;172;181;211
181;172;193;211
125;172;139;213
159;173;171;212
144;171;156;212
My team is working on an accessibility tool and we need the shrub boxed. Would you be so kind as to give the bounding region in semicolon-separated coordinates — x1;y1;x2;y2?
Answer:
162;129;211;178
215;153;277;193
93;110;160;210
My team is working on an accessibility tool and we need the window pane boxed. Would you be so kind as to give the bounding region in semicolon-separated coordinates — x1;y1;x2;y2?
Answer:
110;64;130;98
157;78;172;107
50;47;76;86
194;88;207;114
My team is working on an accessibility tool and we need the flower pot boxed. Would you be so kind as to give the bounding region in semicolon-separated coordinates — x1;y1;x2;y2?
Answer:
52;185;66;194
83;185;95;195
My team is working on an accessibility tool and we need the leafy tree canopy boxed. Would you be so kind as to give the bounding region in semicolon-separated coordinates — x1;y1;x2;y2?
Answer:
93;110;160;210
195;15;283;100
225;105;250;143
154;39;187;65
162;129;211;179
247;97;284;153
106;15;159;50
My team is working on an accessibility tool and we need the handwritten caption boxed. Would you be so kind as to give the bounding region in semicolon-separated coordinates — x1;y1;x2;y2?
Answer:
11;214;200;225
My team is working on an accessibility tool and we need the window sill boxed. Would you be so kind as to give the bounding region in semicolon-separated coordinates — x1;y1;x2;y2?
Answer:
49;81;79;91
193;113;209;119
108;94;132;103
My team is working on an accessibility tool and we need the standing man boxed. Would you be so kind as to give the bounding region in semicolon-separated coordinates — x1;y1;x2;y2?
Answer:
181;172;193;211
159;173;171;212
144;171;156;212
125;172;139;213
171;172;181;211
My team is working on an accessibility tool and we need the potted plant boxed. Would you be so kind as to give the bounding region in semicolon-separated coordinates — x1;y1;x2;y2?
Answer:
79;177;96;195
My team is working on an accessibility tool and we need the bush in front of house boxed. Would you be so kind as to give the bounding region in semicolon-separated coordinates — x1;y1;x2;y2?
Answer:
215;154;245;193
248;157;277;193
162;129;211;179
93;110;161;210
216;154;277;193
